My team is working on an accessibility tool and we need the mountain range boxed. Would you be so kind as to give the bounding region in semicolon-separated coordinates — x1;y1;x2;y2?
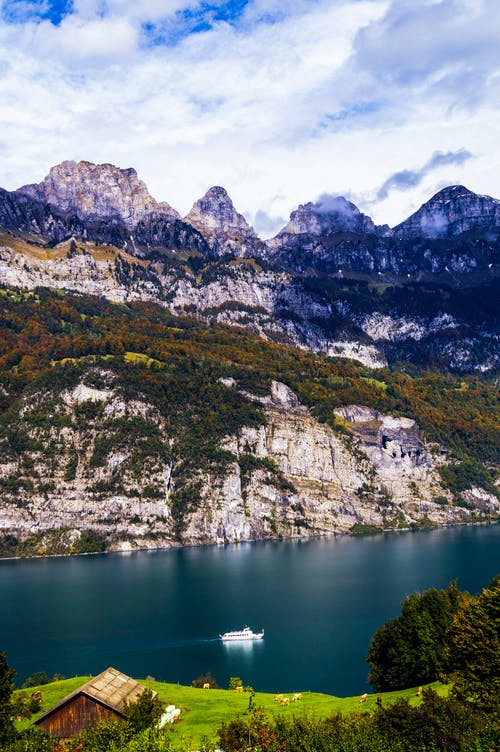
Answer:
0;161;498;556
0;160;498;373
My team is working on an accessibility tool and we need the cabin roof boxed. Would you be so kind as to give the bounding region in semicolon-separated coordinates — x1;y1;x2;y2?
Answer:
34;667;154;725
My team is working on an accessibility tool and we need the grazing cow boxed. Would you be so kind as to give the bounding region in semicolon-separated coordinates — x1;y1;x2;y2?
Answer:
360;693;368;703
274;694;283;702
203;683;210;689
235;685;244;693
280;697;290;705
292;693;302;701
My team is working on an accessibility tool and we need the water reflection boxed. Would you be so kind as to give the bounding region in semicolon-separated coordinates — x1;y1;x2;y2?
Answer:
221;640;265;652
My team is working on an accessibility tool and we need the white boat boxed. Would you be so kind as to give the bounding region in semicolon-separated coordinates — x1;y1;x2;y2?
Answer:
219;626;264;641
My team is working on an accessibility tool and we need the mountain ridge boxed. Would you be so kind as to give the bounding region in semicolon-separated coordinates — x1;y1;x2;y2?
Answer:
0;160;498;374
4;159;500;243
0;162;498;556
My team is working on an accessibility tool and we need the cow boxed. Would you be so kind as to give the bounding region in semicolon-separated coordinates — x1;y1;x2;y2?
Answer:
235;685;244;693
360;693;368;703
292;693;302;701
280;697;290;705
203;683;210;689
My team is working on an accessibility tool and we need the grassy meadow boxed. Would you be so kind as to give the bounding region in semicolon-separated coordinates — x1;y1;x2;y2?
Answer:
14;676;449;749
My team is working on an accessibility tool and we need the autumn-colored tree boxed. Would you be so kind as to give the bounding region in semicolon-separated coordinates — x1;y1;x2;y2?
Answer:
444;575;500;715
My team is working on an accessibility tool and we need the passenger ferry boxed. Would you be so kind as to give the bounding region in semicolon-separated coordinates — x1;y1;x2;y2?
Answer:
219;626;264;641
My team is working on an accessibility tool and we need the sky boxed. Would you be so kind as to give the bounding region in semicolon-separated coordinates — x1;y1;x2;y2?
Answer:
0;0;499;237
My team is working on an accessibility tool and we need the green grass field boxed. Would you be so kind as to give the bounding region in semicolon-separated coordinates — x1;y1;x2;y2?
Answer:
14;676;449;749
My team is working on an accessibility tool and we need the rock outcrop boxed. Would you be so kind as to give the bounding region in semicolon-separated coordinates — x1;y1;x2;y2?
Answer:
16;160;180;228
393;185;500;239
185;186;263;257
271;196;379;238
1;378;492;554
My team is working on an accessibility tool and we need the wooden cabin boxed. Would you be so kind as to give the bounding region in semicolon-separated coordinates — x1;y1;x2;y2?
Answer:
34;667;156;739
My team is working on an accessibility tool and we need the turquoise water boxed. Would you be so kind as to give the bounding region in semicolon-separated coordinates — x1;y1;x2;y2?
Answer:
1;525;498;695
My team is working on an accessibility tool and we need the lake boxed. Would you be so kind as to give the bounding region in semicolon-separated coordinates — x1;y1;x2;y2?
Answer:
1;525;499;696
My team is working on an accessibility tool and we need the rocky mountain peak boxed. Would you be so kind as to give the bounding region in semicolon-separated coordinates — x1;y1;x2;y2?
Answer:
15;160;180;229
186;186;251;232
393;184;500;239
185;186;262;257
274;196;377;239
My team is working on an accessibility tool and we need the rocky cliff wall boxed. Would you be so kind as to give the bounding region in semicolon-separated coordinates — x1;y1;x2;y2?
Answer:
1;378;495;555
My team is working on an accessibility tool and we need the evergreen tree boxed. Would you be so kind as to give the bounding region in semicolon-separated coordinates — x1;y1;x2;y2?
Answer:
0;651;16;744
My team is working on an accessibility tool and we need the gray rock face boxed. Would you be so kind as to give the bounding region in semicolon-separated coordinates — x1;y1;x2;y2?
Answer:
335;406;427;468
393;185;500;238
185;186;263;257
274;196;378;237
16;160;180;229
2;377;490;554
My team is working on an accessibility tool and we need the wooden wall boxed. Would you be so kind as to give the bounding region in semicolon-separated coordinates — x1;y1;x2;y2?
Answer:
36;694;121;738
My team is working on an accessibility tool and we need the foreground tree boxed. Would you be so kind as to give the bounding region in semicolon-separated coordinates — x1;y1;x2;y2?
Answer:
0;651;16;745
122;688;163;733
367;582;465;691
445;574;500;715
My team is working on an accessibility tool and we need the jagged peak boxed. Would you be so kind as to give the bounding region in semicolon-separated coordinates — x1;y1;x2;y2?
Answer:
274;195;376;237
15;159;180;227
393;184;500;238
186;186;257;235
202;185;230;200
426;184;476;202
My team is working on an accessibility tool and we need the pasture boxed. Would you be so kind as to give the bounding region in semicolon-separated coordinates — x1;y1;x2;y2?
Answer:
15;676;448;749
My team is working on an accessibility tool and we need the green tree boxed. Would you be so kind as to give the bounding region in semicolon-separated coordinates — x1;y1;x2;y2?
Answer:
367;582;465;691
122;688;163;734
0;651;16;744
3;727;57;752
192;672;218;689
21;671;50;688
445;574;500;715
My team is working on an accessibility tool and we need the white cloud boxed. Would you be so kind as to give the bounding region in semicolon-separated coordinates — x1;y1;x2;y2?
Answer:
23;15;140;61
0;0;499;233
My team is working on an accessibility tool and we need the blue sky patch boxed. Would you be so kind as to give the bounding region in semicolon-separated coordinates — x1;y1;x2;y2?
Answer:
142;1;251;47
1;0;71;25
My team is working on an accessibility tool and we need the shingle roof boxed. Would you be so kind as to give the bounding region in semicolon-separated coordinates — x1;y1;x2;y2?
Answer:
34;667;155;725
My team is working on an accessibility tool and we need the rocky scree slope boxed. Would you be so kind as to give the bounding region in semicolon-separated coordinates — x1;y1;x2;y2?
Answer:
0;161;498;373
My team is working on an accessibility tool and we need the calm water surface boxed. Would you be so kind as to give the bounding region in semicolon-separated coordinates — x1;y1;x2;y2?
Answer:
1;525;499;695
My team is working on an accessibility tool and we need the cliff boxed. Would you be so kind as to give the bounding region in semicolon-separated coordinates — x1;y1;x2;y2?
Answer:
2;372;492;556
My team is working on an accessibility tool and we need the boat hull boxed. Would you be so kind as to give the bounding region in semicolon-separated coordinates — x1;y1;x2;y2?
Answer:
219;628;264;641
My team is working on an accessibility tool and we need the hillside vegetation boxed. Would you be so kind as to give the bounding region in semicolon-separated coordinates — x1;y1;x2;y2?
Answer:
13;674;449;749
0;286;498;555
